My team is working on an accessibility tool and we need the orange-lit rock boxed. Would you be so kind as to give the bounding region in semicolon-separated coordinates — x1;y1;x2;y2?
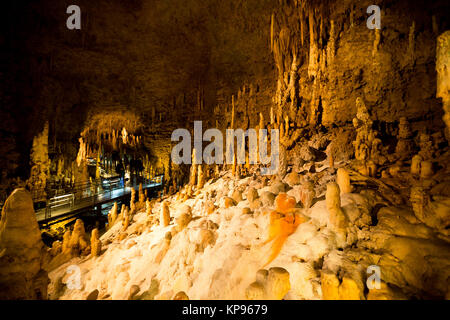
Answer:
264;193;308;266
274;193;296;214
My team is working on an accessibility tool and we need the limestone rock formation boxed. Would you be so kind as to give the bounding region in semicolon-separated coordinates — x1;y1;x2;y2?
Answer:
246;267;291;300
299;181;315;209
160;201;171;227
108;202;119;228
0;188;49;299
224;197;236;208
336;168;351;194
173;291;189;300
264;193;308;266
175;205;192;232
27;123;49;202
395;117;414;159
197;165;205;190
326;183;348;242
410;186;450;231
436;31;450;140
130;187;136;213
410;155;422;176
90;228;102;257
246;187;259;203
67;219;90;256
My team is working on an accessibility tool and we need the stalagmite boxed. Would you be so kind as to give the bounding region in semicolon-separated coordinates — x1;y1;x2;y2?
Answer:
90;228;102;257
205;200;216;215
62;230;71;253
173;291;189;300
189;148;198;186
245;281;266;300
395;117;414;159
146;199;153;216
232;188;243;203
197;165;205;190
418;133;434;160
337;168;351;194
246;187;259;203
196;229;215;252
175;205;192;232
108;202;118;227
122;208;130;230
420;161;433;179
299;181;315;209
139;183;145;203
410;186;450;231
410;155;422;176
118;204;126;222
326;183;348;239
68;219;90;256
352;98;373;162
321;271;340;300
160;201;170;227
270;106;274;125
0;189;49;299
245;267;290;300
130;187;136;213
265;267;291;300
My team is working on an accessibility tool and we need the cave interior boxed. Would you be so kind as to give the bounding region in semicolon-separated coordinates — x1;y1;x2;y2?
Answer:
0;0;449;301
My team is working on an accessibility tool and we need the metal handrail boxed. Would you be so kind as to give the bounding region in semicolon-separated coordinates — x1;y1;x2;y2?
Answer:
39;174;164;220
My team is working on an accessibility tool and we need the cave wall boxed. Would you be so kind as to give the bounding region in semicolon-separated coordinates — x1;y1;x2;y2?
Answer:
269;0;449;130
1;0;449;194
0;0;275;190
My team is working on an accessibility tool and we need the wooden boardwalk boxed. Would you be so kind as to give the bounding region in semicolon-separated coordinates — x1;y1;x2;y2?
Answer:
36;179;163;224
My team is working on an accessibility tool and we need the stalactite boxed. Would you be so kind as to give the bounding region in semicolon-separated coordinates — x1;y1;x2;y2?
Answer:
436;31;450;140
300;8;305;46
408;21;416;62
432;16;438;35
308;9;319;78
350;4;354;28
270;106;275;125
372;29;381;57
259;112;264;131
327;20;336;64
270;13;274;52
231;95;235;129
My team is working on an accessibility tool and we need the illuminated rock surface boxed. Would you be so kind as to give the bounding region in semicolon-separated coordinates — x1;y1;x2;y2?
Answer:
0;189;49;299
